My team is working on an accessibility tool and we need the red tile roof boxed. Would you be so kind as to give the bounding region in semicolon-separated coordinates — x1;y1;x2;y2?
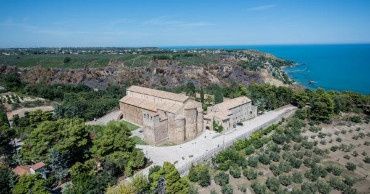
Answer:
30;162;45;170
13;166;30;176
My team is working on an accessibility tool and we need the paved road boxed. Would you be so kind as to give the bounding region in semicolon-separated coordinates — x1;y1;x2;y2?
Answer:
85;110;121;125
136;105;297;176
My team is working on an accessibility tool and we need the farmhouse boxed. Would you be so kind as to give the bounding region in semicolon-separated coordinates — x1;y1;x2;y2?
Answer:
120;86;203;145
13;162;47;178
204;96;257;131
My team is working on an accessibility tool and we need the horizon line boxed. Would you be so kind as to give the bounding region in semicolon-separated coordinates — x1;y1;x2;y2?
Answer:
1;42;370;49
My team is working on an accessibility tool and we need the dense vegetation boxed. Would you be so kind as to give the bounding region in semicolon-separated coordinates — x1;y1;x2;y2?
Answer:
0;73;126;120
0;105;146;193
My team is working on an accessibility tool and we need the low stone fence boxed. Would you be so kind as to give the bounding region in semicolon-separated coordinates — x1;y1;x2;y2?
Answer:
177;106;297;175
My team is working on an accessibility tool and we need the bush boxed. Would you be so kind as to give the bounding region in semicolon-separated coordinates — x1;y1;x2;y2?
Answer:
309;126;321;133
279;161;292;173
329;177;347;191
272;133;286;144
364;156;370;163
305;165;327;181
352;151;358;157
292;171;303;184
345;162;356;171
343;176;356;187
188;164;211;187
316;180;331;194
221;184;233;194
214;172;229;186
244;146;255;155
270;152;280;162
349;116;362;123
330;146;338;152
258;154;271;165
266;177;280;192
301;140;314;149
243;168;257;180
278;175;292;186
326;165;343;176
251;182;267;194
229;166;241;178
288;157;302;169
247;156;258;167
301;181;317;193
269;164;282;176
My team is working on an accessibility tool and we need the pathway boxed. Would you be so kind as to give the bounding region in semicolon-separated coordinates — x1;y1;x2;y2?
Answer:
136;105;297;176
85;110;121;125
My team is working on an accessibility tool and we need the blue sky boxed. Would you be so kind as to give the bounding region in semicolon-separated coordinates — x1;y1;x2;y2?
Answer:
0;0;370;47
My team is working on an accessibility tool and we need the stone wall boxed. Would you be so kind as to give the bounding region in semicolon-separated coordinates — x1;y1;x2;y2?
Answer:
120;102;145;125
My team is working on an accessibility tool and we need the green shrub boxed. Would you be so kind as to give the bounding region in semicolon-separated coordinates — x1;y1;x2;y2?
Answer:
272;133;286;144
214;172;229;186
326;165;343;176
188;164;211;187
270;152;280;162
301;181;317;193
301;140;314;149
309;126;321;133
251;182;267;194
329;177;347;191
258;154;271;165
345;162;356;171
364;156;370;163
266;177;280;192
269;164;281;176
229;166;241;178
316;180;331;194
343;176;356;187
278;175;292;186
330;145;338;152
279;161;292;173
244;146;255;155
292;171;303;184
247;157;259;167
349;116;362;123
288;157;302;169
221;184;233;194
304;165;327;181
243;168;257;180
268;142;281;152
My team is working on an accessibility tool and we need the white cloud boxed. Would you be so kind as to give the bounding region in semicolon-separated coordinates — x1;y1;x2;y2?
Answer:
248;4;276;11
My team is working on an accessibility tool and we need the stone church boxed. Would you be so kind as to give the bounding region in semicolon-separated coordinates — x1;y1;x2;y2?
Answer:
119;86;203;145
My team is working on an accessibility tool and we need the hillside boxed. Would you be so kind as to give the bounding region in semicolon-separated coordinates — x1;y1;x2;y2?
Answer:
0;49;293;89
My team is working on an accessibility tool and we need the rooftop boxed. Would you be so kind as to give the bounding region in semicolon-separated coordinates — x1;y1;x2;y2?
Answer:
205;96;252;120
212;96;251;111
120;95;184;114
127;85;189;102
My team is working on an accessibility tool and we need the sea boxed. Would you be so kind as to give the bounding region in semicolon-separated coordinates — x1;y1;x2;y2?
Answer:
164;44;370;94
